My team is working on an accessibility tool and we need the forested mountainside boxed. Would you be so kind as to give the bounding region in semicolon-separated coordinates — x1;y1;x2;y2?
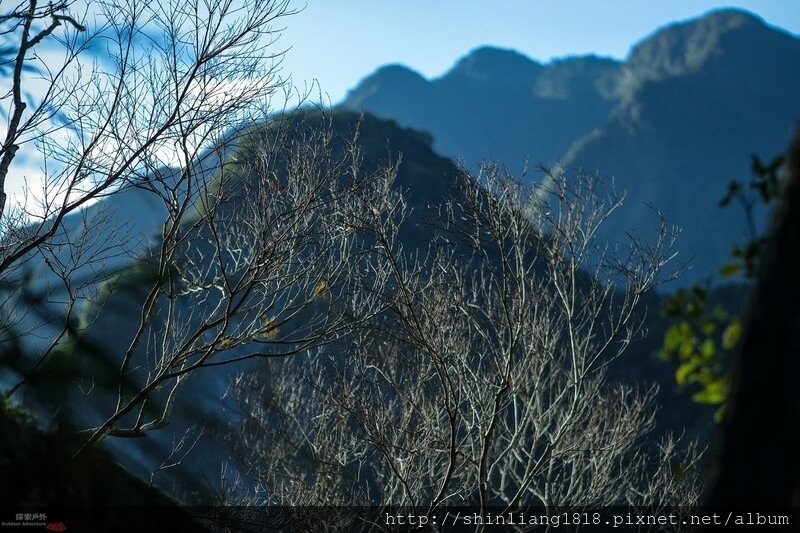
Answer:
14;112;712;501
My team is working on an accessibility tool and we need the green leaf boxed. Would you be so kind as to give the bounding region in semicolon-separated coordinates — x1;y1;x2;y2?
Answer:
712;306;729;321
700;338;716;358
663;290;687;317
663;323;689;353
685;301;702;319
675;359;699;386
678;337;696;359
719;180;741;207
719;262;742;277
722;320;742;350
691;286;708;300
692;377;727;405
713;403;728;423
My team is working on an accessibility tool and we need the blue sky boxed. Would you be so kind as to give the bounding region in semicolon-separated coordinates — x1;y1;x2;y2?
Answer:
279;0;800;104
4;1;798;208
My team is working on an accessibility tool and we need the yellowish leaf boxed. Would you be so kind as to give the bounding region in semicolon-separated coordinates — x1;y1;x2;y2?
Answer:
313;278;328;297
258;316;279;338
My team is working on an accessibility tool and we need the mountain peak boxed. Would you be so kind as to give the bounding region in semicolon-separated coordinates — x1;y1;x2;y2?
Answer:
445;46;542;83
625;8;782;83
351;64;427;89
695;8;766;27
694;8;765;26
342;64;427;108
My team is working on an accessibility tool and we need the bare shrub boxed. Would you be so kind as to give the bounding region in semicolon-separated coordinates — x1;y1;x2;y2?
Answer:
227;163;702;518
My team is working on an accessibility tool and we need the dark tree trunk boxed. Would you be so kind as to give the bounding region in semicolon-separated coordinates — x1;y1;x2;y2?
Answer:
705;126;800;516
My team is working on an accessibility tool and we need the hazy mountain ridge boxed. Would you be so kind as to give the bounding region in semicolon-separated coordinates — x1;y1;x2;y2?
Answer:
342;8;800;282
344;47;622;172
563;10;800;282
623;9;795;87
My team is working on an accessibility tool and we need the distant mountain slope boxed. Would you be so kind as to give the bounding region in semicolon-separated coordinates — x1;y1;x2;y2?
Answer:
563;9;800;282
343;48;622;171
341;9;800;283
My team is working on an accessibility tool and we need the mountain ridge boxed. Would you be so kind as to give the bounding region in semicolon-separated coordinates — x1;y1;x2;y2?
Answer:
341;8;800;283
